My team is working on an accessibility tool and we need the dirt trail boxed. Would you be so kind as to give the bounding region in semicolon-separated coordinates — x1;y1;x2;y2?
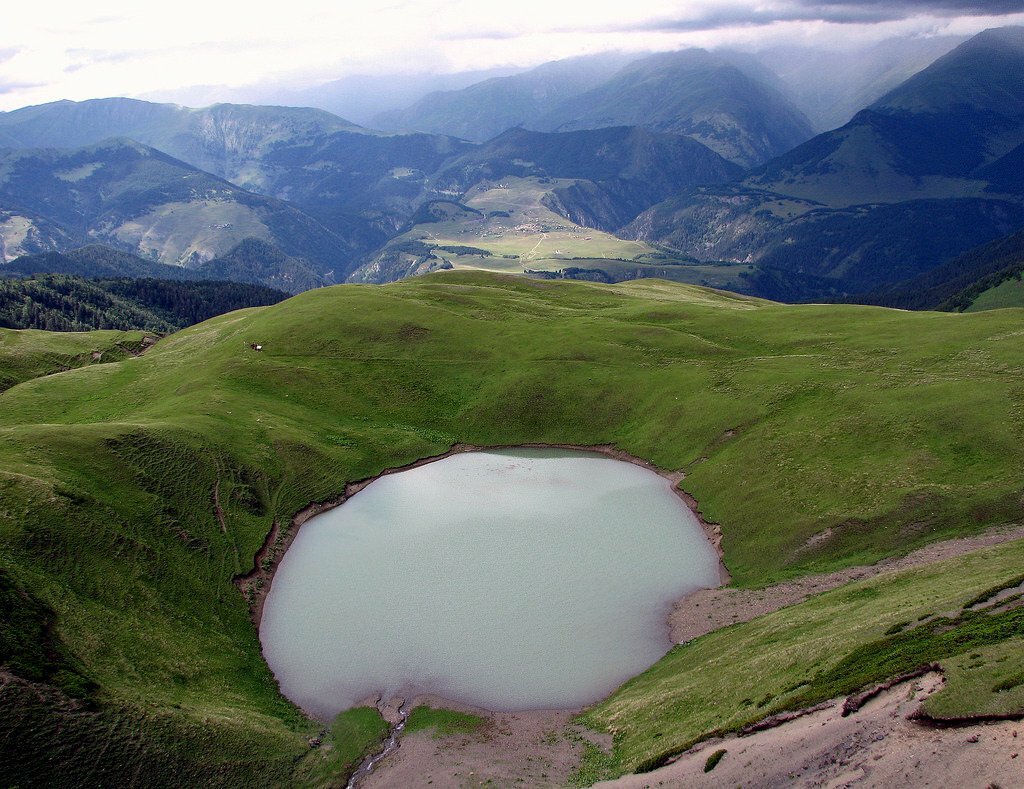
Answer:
526;232;548;260
671;522;1024;643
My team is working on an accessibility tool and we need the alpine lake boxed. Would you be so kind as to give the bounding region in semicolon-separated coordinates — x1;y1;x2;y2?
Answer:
260;448;721;719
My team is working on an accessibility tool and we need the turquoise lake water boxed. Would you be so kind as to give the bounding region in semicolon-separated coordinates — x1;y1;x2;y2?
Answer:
260;449;720;720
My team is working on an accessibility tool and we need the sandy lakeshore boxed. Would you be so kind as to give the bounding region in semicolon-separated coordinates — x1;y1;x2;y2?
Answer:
355;668;1024;788
361;695;602;788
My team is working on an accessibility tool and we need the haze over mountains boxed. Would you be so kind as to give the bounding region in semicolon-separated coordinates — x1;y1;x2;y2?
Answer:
143;66;527;128
626;27;1024;300
0;27;1022;306
378;49;814;168
374;54;636;146
754;34;968;132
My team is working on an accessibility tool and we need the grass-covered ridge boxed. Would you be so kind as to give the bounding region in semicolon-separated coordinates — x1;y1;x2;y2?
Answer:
0;326;150;391
1;271;1023;783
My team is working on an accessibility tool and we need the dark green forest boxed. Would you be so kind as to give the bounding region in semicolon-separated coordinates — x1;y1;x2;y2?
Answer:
0;274;288;332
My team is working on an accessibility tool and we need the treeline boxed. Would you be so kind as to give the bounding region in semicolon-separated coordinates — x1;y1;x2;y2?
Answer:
0;275;288;332
940;264;1024;312
853;227;1024;311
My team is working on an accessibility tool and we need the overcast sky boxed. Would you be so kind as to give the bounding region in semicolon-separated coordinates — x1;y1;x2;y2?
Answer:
1;0;1023;111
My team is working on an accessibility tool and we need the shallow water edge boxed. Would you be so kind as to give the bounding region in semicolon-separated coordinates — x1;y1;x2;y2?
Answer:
235;442;729;632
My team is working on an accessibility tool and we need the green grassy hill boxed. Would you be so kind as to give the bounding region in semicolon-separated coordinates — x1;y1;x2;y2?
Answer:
1;272;1023;784
0;327;151;391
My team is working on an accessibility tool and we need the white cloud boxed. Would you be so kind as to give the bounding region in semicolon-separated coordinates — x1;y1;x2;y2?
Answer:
0;0;1021;111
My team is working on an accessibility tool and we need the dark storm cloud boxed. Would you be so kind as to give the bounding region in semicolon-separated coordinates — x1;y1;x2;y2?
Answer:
577;0;1024;35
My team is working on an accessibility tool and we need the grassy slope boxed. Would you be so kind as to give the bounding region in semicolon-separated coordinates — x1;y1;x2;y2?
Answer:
583;539;1024;776
965;276;1024;311
1;272;1023;782
0;327;149;391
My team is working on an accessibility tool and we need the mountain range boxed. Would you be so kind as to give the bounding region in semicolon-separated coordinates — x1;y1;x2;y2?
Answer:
625;27;1024;300
0;139;355;289
379;49;815;168
0;28;1022;304
374;54;635;145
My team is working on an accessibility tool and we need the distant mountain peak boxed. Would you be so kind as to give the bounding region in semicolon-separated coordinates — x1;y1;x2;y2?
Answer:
873;25;1024;116
529;47;814;167
970;25;1024;48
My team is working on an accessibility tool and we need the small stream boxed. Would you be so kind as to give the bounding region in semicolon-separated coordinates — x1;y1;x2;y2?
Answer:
346;703;409;788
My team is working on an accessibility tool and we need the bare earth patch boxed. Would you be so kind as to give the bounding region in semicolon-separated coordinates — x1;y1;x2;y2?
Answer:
596;672;1024;788
362;694;606;788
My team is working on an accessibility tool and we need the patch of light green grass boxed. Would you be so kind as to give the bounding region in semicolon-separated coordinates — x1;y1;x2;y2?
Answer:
965;278;1024;312
291;706;389;785
0;327;148;391
404;706;487;738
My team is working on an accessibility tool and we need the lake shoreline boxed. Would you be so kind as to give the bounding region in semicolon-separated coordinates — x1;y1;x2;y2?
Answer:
237;441;730;632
